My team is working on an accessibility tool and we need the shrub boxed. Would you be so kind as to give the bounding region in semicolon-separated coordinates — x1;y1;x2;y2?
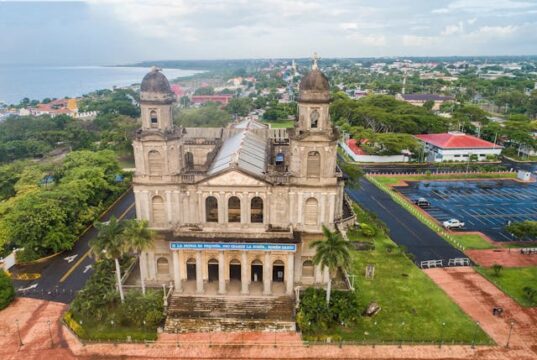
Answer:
0;270;15;310
297;288;360;334
117;291;164;327
492;264;503;277
360;223;376;237
523;286;536;302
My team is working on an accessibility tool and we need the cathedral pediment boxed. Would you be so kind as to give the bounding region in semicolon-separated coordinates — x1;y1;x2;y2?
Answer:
199;169;268;187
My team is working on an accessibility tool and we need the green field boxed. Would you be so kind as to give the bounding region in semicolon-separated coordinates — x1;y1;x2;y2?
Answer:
262;120;294;128
476;267;537;307
450;234;495;250
373;172;517;186
308;205;491;344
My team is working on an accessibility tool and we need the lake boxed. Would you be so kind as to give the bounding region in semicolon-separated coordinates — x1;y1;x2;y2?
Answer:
0;65;202;105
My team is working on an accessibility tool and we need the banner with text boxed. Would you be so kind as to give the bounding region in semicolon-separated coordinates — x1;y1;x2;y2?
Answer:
170;242;296;252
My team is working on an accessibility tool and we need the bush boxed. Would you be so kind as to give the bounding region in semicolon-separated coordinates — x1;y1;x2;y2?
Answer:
117;291;164;327
0;270;15;310
492;264;503;277
297;288;360;334
359;223;376;237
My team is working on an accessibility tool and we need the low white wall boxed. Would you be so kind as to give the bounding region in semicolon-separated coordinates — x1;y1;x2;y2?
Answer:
0;249;18;271
339;142;409;163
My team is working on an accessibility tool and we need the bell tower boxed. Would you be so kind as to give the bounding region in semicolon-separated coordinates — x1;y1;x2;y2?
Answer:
133;67;183;180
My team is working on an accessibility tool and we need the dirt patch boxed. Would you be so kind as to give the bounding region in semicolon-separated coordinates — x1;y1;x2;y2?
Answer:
466;249;537;267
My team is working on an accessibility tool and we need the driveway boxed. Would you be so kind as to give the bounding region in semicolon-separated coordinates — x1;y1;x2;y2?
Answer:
346;178;466;264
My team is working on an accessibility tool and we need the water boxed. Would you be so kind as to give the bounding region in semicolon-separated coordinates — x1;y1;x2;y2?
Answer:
0;65;202;105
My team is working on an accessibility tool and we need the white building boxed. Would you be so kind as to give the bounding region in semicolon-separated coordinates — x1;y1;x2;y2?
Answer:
415;132;502;162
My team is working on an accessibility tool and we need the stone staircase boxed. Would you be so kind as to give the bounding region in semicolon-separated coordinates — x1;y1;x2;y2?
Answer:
165;295;296;333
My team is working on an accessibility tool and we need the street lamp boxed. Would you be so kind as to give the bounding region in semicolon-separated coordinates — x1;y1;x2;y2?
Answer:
47;320;54;348
439;322;446;348
471;321;480;349
506;321;515;348
16;319;23;347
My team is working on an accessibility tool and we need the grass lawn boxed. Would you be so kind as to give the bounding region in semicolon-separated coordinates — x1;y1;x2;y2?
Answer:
475;267;537;307
451;234;495;250
372;172;517;186
306;204;491;344
75;318;158;342
262;120;294;128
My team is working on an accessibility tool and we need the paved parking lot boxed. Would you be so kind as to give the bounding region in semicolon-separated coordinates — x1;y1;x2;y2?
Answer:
395;179;537;242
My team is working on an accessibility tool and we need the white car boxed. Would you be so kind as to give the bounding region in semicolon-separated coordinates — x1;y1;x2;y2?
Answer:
443;219;465;230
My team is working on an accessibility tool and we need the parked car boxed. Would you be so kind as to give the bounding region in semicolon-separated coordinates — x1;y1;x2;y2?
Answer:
414;198;431;208
443;219;465;229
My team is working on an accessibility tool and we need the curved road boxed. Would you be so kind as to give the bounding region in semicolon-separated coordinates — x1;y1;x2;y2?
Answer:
14;189;136;303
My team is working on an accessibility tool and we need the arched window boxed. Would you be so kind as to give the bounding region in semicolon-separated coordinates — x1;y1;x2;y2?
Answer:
304;197;318;225
307;151;321;178
228;196;241;223
148;150;164;176
310;109;319;129
251;197;263;223
205;196;218;223
184;152;194;170
157;257;169;275
150;110;158;128
151;195;166;225
302;260;314;277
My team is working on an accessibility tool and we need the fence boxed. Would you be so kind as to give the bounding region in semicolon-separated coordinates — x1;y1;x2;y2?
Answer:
448;258;470;267
420;260;443;269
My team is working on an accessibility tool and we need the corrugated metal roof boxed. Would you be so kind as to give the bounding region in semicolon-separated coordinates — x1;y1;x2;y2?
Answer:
208;130;267;177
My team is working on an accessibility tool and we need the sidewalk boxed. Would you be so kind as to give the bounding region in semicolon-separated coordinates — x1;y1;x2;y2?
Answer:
1;295;536;359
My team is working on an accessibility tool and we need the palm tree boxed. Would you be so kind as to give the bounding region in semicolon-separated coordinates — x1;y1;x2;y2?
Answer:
90;216;127;303
310;225;352;306
122;219;154;295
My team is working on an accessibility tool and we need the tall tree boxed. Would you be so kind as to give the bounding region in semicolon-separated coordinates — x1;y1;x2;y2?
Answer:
310;226;352;306
90;216;126;303
122;219;154;295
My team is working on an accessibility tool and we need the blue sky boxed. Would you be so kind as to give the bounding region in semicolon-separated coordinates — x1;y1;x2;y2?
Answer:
1;0;537;65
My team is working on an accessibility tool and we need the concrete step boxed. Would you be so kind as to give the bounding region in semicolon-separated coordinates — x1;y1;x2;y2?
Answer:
165;295;296;333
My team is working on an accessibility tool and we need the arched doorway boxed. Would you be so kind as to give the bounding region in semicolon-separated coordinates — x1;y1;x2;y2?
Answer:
151;195;166;226
208;258;219;282
273;260;285;282
186;258;196;281
229;259;241;281
251;260;263;282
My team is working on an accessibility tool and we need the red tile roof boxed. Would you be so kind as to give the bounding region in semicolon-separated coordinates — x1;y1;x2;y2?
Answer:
415;133;501;149
346;139;367;155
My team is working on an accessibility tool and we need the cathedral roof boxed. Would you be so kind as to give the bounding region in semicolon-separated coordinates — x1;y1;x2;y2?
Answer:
141;67;173;94
208;130;267;177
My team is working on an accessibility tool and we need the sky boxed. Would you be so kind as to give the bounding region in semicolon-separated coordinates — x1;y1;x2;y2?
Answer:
1;0;537;65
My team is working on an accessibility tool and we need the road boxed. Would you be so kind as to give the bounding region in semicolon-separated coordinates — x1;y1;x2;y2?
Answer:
13;189;136;303
347;178;466;264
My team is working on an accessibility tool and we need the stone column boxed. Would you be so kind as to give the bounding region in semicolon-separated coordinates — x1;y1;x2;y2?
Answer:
139;251;148;283
314;264;322;284
328;193;336;224
297;192;303;225
148;251;156;280
166;191;173;223
286;253;294;295
241;251;249;295
196;251;203;293
178;249;185;281
172;251;182;292
263;252;272;295
218;251;225;294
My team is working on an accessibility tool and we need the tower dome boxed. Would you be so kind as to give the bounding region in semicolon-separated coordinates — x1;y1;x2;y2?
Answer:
140;67;175;103
298;54;330;103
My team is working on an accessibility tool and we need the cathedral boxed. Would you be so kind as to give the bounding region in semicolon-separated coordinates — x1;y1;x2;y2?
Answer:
132;60;354;303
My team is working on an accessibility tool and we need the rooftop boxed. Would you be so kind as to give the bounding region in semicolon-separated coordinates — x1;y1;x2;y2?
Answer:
401;94;454;101
208;130;267;177
415;132;501;149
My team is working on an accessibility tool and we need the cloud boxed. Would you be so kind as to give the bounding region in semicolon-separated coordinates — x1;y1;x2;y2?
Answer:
441;21;464;36
432;0;537;14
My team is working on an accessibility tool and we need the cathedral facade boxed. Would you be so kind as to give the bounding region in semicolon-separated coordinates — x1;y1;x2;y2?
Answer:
132;62;354;297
